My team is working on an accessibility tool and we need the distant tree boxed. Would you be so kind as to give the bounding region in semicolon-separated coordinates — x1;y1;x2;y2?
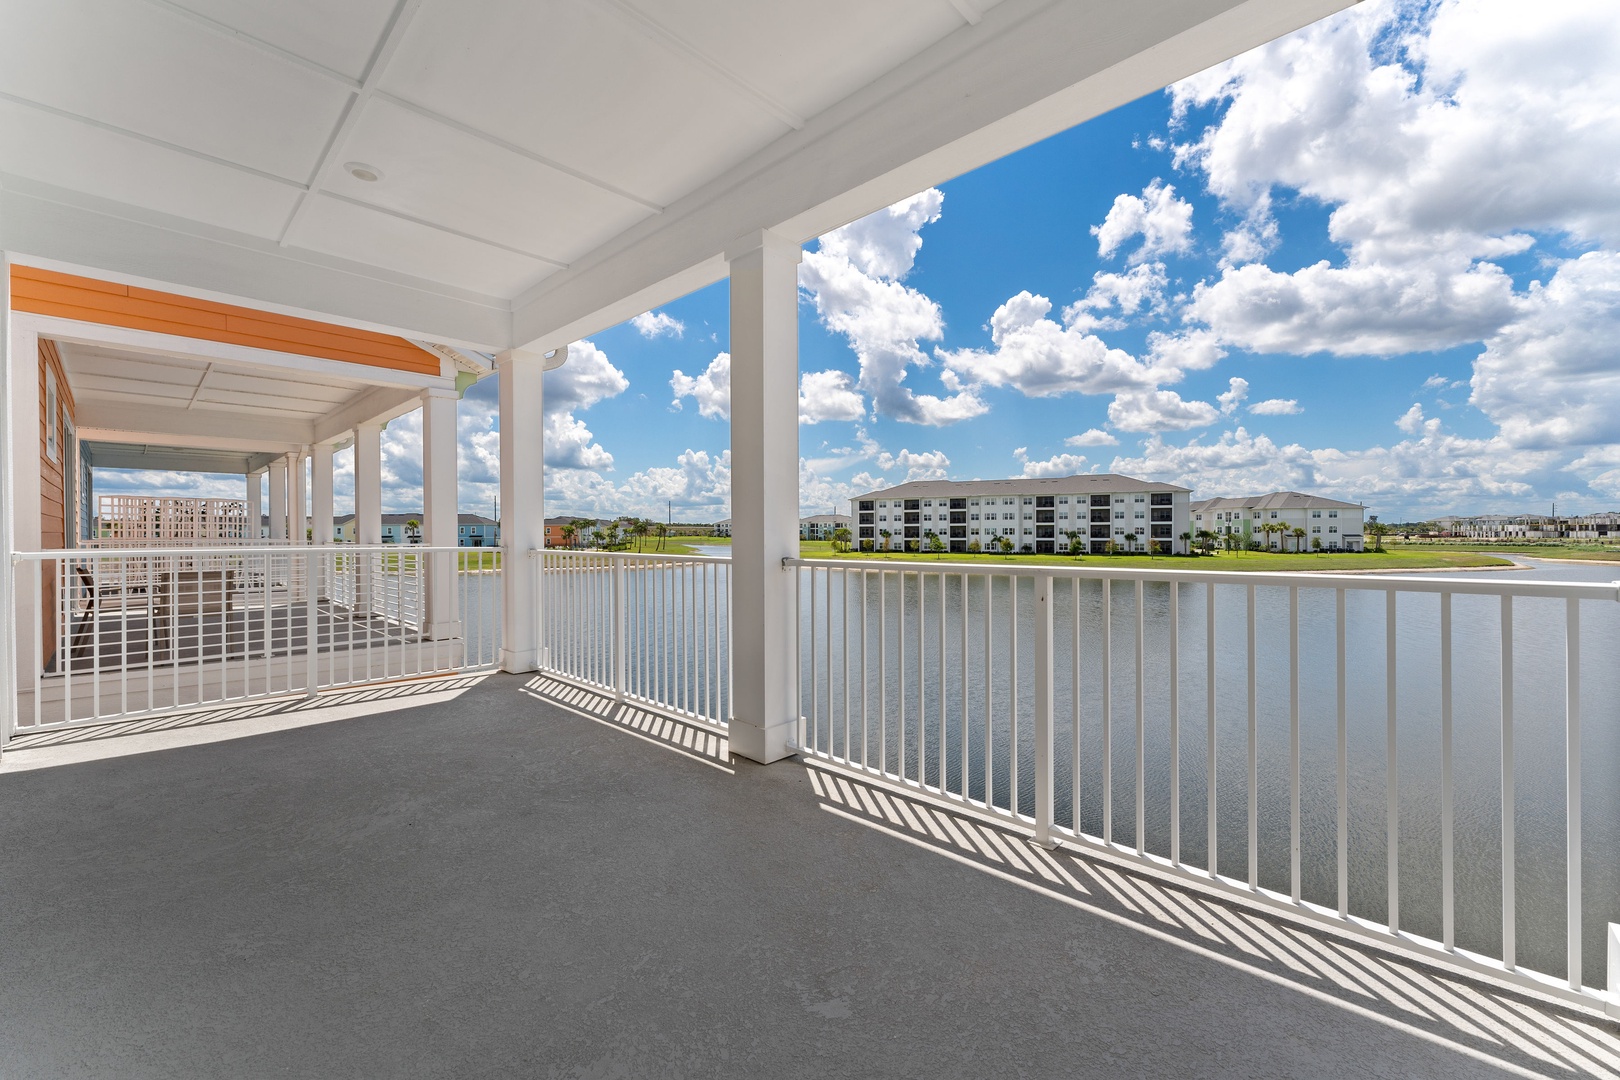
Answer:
1291;527;1307;552
1366;519;1390;552
1178;530;1192;555
905;538;920;553
1067;530;1085;557
926;531;945;554
405;518;421;544
1123;531;1138;553
967;539;982;554
996;536;1014;556
879;529;892;552
628;518;650;552
832;527;852;553
860;538;874;552
602;520;621;549
655;522;668;551
1196;529;1216;555
1104;540;1119;555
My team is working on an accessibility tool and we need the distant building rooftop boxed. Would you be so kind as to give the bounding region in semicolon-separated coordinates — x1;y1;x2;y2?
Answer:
853;474;1189;501
1192;491;1363;512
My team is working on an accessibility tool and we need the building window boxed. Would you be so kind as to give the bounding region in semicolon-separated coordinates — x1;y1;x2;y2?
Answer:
1114;511;1124;520
44;368;59;463
1270;511;1279;519
1328;510;1339;518
1312;510;1322;518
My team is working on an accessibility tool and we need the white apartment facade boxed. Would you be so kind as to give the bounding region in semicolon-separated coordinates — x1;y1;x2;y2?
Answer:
1191;492;1365;551
852;475;1193;555
800;514;852;541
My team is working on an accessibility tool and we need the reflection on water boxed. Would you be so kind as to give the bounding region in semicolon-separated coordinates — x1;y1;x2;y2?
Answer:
797;557;1618;990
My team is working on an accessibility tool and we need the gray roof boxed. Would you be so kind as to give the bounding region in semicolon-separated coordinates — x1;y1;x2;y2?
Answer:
800;514;851;524
1191;491;1363;512
853;474;1189;502
332;513;497;525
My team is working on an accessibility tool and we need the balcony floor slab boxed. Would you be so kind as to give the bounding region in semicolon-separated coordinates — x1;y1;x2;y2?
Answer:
0;673;1614;1079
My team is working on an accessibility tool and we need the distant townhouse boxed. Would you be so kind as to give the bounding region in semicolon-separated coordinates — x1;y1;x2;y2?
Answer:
1191;492;1364;551
800;514;851;541
851;474;1192;554
1439;512;1619;539
333;512;498;546
544;516;603;547
712;518;732;538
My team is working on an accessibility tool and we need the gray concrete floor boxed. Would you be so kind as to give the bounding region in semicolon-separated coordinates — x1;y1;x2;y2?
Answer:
1;673;1615;1079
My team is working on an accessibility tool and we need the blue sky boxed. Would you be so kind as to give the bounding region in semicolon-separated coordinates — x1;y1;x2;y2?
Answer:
104;0;1620;522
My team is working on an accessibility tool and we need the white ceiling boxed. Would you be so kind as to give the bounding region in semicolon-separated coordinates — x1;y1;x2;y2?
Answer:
0;0;995;301
0;0;1350;349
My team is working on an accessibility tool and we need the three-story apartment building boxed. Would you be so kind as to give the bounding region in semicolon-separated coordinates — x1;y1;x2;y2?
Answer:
852;474;1193;555
1191;492;1364;551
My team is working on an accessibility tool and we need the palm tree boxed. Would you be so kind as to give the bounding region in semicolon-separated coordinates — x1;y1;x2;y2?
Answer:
628;518;649;552
405;518;420;544
1366;520;1390;552
1124;530;1138;553
831;527;852;552
655;522;668;551
996;535;1014;557
1291;527;1306;552
1178;530;1192;555
879;528;892;552
926;531;945;554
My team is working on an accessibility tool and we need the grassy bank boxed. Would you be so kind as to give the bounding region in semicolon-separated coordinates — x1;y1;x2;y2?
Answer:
1389;540;1620;563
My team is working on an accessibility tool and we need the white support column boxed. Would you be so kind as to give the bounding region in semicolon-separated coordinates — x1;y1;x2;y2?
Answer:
311;444;334;545
288;450;307;543
1;256;21;748
421;389;460;640
267;459;288;541
354;423;383;546
727;229;802;764
497;349;553;673
246;470;263;539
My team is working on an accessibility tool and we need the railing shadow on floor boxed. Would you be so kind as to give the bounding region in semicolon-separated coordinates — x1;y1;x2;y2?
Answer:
799;760;1620;1079
5;674;490;751
519;674;733;773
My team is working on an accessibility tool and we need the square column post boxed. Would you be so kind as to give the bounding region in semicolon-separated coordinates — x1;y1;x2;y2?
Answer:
246;470;263;539
311;444;334;545
727;229;802;764
496;350;552;673
353;422;383;617
354;423;383;546
288;450;307;543
267;459;288;541
421;389;461;640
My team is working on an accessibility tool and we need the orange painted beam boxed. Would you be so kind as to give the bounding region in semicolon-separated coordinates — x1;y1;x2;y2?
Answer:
10;266;439;376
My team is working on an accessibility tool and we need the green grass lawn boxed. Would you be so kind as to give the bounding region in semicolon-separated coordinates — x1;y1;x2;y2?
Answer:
1389;540;1620;563
795;541;1512;571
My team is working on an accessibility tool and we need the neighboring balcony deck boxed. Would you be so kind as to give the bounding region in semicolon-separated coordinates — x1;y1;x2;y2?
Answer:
2;674;1613;1078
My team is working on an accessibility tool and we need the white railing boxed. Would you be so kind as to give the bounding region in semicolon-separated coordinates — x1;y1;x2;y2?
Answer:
96;495;254;544
539;550;731;728
8;545;500;735
787;556;1620;1013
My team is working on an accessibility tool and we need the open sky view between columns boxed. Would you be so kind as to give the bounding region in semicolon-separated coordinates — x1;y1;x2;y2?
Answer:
97;0;1620;524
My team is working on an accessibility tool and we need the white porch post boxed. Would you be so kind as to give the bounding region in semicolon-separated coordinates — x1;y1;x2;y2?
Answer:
497;350;550;673
288;450;307;543
354;423;382;546
246;470;263;539
727;229;802;764
267;459;288;541
311;444;334;545
421;389;460;639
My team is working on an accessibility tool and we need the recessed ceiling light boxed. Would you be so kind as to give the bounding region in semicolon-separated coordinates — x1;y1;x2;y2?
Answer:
346;162;383;182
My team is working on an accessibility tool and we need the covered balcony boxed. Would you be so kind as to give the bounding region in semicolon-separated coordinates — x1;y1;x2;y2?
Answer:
2;0;1617;1072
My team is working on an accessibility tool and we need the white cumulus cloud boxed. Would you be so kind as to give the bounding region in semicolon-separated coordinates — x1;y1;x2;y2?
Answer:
1092;180;1195;264
1250;398;1301;415
1065;428;1118;448
630;310;684;338
669;352;730;421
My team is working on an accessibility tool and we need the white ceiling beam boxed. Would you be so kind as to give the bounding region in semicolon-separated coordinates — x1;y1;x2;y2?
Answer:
595;0;806;130
77;401;315;446
135;0;364;90
511;0;1353;352
277;0;424;244
945;0;984;26
312;384;426;444
2;182;514;349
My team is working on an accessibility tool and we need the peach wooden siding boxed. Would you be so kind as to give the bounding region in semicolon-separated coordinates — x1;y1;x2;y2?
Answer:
39;337;75;665
10;266;437;376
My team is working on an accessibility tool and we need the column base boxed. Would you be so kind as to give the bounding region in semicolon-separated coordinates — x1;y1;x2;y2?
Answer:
728;717;798;764
499;648;539;674
424;620;463;641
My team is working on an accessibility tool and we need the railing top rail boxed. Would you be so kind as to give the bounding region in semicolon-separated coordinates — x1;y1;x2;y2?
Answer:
534;548;730;564
14;544;476;560
782;555;1620;600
